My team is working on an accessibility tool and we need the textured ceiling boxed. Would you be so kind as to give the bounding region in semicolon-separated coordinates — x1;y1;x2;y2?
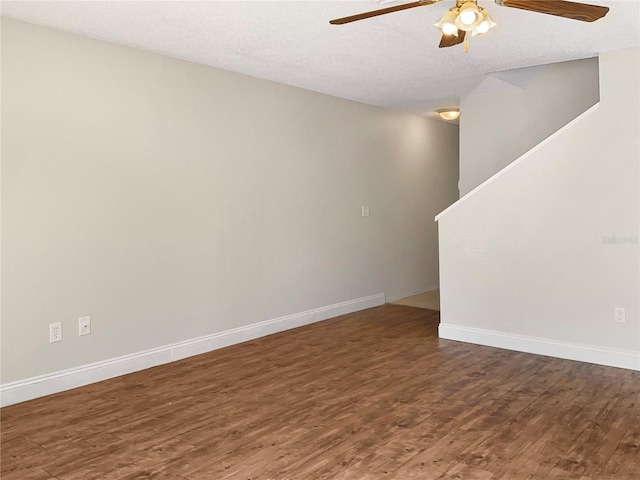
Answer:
1;0;638;119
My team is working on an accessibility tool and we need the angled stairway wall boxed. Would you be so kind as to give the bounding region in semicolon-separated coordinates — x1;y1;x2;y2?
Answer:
459;57;600;196
436;48;639;370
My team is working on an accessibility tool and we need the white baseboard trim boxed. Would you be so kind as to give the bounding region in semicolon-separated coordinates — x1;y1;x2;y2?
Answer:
385;284;439;304
439;323;640;371
0;293;386;407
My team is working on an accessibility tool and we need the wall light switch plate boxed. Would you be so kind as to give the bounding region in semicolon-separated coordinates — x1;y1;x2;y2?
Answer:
79;316;91;336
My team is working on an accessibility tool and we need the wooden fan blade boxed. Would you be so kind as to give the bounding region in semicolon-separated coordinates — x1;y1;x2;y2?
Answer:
330;0;435;25
439;30;466;48
499;0;609;22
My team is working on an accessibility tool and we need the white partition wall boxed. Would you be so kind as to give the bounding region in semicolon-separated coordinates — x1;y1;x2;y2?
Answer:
437;48;640;370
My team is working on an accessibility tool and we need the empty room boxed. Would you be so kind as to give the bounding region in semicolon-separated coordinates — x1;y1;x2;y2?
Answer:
1;1;639;479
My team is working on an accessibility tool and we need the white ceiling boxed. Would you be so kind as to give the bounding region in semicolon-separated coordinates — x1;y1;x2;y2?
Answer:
2;0;638;119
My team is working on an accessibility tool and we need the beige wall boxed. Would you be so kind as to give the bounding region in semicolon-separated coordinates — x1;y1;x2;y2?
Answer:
459;57;600;196
438;48;639;366
0;19;459;384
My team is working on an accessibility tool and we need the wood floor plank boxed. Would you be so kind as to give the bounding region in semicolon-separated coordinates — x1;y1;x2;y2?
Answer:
2;304;639;479
74;437;196;480
550;381;638;478
597;407;640;479
0;468;58;480
0;437;52;477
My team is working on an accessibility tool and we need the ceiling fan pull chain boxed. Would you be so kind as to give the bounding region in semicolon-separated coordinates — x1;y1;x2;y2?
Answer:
464;39;469;53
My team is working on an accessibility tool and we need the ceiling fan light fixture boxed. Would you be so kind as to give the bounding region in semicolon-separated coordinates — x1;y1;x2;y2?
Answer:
435;10;459;36
331;0;608;52
437;108;460;121
456;2;482;28
473;9;496;35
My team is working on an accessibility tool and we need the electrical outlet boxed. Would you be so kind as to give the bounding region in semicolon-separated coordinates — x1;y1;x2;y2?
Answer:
614;307;626;324
49;322;62;343
361;206;370;217
79;316;91;336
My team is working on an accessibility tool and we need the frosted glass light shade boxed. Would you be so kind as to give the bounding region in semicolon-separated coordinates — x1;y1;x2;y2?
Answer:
457;2;482;26
473;10;497;35
435;2;496;41
437;109;460;121
435;10;459;36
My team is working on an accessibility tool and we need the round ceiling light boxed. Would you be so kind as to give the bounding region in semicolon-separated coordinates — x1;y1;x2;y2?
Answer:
437;109;460;121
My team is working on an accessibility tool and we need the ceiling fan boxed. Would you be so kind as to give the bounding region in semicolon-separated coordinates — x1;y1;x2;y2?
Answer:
329;0;609;50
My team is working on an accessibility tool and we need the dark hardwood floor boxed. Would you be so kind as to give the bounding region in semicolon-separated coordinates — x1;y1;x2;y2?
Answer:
2;304;639;479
